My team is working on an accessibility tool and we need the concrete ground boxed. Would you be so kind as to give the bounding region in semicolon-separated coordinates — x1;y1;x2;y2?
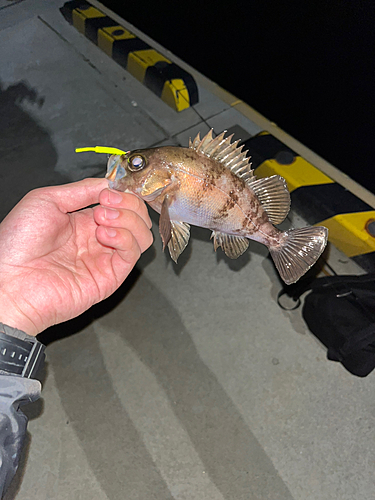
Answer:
1;1;375;499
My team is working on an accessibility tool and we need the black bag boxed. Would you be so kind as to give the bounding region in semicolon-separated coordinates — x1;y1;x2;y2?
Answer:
278;273;375;377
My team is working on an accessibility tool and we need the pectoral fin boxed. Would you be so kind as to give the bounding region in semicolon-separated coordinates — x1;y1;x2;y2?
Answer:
159;195;172;250
211;231;249;259
168;221;191;263
159;196;190;262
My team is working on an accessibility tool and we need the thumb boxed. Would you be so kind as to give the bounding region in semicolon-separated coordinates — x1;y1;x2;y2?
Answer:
37;178;108;213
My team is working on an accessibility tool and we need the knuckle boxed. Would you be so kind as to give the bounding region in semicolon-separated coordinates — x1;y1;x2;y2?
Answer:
122;228;133;247
123;228;139;253
131;194;142;212
25;187;46;199
121;209;137;228
147;230;154;247
98;189;107;204
140;230;153;253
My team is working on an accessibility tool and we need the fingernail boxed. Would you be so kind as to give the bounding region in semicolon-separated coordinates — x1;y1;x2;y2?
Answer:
108;190;122;204
104;208;119;220
105;228;117;237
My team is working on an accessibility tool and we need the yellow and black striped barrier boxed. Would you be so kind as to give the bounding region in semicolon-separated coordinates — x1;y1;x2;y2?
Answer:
243;132;375;273
60;0;198;111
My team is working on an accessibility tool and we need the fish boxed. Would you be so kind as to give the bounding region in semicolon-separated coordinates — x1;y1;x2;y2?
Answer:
105;129;328;284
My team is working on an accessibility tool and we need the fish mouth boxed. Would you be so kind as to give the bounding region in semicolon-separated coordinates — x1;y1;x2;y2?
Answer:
105;154;127;188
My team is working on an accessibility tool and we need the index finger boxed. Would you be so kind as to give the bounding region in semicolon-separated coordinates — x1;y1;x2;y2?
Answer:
99;189;152;229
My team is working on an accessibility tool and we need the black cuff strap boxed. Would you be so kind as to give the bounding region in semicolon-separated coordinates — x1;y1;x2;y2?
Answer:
0;323;45;378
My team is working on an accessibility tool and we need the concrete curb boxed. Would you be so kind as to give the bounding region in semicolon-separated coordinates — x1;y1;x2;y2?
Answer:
244;132;375;272
60;0;199;111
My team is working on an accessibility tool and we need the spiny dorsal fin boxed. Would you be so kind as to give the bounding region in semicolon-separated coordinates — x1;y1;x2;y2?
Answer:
248;175;291;225
190;132;201;150
189;129;254;181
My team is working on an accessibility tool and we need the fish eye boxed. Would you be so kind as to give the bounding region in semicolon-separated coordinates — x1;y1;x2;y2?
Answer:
128;154;146;172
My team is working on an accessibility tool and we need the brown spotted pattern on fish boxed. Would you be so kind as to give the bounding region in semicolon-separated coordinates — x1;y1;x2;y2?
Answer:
106;129;328;284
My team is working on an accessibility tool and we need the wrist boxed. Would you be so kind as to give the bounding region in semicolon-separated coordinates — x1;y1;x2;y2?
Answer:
0;323;46;378
0;292;40;337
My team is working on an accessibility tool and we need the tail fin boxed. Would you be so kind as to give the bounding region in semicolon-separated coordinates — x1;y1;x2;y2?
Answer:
269;226;328;285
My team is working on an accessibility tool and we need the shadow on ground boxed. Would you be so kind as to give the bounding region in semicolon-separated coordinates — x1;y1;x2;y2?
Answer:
43;268;294;500
0;79;69;220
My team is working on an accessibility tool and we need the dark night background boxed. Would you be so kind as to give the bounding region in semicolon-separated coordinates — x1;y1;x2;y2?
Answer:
101;0;375;194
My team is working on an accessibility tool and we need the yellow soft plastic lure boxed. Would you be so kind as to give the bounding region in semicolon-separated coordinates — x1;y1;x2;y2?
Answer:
75;146;129;155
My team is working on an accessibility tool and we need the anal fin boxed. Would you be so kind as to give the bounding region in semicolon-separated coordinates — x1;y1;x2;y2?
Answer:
211;231;249;259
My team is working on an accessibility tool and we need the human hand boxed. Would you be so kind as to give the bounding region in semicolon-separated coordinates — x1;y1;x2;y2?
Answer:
0;178;153;336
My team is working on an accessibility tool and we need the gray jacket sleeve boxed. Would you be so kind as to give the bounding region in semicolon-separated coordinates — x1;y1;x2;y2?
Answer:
0;375;41;498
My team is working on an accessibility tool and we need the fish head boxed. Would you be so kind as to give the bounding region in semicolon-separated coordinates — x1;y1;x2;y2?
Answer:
105;147;176;202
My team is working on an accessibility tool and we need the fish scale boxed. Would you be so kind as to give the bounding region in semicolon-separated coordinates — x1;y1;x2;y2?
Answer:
166;170;244;233
106;129;328;284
